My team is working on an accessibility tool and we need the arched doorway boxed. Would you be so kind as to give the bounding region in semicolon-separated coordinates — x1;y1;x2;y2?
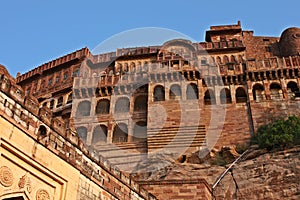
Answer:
235;87;247;103
95;99;110;115
115;97;130;113
76;126;87;143
133;121;147;142
270;83;282;100
112;123;128;143
170;84;182;100
134;95;148;112
91;125;108;144
186;83;199;100
76;101;91;117
253;84;264;102
220;88;232;104
287;81;300;98
204;89;216;105
153;85;165;101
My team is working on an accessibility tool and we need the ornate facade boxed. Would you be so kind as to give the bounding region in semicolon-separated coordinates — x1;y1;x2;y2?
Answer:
1;21;300;199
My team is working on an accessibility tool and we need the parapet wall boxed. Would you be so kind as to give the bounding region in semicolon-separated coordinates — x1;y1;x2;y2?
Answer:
0;68;157;200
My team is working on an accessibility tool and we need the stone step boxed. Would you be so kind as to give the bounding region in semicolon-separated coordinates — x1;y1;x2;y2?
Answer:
94;141;147;151
147;133;206;141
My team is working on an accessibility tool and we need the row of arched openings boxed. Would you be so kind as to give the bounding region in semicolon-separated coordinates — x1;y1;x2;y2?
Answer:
76;95;148;117
76;82;300;117
76;121;147;145
154;84;247;104
204;87;247;105
253;81;300;101
154;83;199;101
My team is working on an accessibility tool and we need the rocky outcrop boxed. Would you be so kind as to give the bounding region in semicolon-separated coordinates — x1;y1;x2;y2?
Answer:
133;146;300;199
213;146;300;199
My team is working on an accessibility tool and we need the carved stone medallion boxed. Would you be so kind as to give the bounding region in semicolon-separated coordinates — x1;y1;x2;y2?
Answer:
36;189;50;200
0;166;14;187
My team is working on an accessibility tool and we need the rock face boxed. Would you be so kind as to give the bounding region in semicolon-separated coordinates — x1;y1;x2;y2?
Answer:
213;147;300;199
134;146;300;200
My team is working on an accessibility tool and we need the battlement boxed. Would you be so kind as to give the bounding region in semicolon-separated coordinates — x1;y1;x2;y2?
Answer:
0;68;157;200
16;47;91;83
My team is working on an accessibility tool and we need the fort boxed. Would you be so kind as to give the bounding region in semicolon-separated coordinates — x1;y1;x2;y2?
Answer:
0;21;300;199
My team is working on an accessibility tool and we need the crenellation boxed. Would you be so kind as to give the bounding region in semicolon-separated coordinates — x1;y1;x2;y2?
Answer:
2;21;300;199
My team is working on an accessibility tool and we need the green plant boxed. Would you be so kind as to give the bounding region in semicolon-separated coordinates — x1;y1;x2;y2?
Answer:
251;116;300;150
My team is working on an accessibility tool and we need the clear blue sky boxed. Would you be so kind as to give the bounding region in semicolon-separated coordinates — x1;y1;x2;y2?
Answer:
1;0;299;77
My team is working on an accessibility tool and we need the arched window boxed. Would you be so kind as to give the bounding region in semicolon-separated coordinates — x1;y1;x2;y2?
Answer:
220;88;232;104
57;96;63;108
130;62;136;72
154;85;165;101
115;97;130;113
223;55;229;64
76;101;91;117
92;125;107;144
186;83;199;100
230;55;236;63
270;83;282;100
216;56;222;64
204;89;216;105
287;81;300;98
133;121;147;142
112;123;128;143
95;99;110;115
170;84;182;100
253;84;265;102
38;125;47;137
124;63;129;72
76;127;87;143
235;87;247;103
134;95;148;112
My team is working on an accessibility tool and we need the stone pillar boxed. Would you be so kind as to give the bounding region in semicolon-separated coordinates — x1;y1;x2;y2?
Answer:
165;82;170;101
127;96;135;142
263;80;271;100
127;120;133;142
247;81;254;101
230;84;236;104
198;80;204;107
89;97;97;117
181;82;187;101
280;78;288;99
215;85;221;105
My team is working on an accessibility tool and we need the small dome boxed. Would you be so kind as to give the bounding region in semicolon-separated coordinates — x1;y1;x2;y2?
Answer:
279;27;300;57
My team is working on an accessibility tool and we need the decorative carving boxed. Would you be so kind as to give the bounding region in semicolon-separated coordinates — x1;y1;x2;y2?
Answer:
36;189;50;200
18;173;32;193
0;166;14;187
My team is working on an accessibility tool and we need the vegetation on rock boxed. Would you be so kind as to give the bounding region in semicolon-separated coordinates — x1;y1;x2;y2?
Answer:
251;115;300;150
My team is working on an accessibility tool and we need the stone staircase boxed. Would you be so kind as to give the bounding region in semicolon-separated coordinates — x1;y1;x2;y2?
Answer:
93;141;148;171
147;125;206;151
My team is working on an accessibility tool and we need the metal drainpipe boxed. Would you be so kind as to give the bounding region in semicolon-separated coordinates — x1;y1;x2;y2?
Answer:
211;149;249;199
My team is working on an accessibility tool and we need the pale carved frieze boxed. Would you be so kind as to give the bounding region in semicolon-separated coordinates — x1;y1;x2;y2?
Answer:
0;166;14;187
